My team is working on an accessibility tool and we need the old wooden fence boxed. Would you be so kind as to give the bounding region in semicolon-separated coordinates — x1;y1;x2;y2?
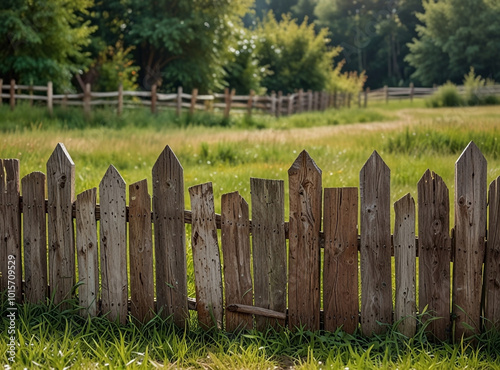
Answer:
1;142;499;342
0;79;348;118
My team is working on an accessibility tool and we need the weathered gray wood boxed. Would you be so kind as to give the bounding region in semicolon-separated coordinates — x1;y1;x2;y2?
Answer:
0;159;21;301
152;146;188;327
189;182;223;330
288;151;322;331
22;172;47;303
418;170;451;341
323;187;358;334
360;151;392;336
485;176;500;330
251;178;287;330
394;193;416;337
221;191;253;331
453;142;487;340
99;165;128;324
47;144;75;307
227;304;287;321
76;188;98;317
129;179;155;322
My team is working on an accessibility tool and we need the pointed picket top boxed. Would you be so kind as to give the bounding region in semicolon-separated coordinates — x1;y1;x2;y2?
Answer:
153;145;183;180
288;150;322;177
456;141;486;168
100;164;126;189
47;143;75;199
361;150;390;177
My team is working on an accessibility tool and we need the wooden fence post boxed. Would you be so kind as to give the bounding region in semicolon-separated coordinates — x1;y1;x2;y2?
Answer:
190;88;198;115
152;146;189;327
10;79;15;110
270;91;276;116
129;179;154;322
47;144;75;308
247;90;254;116
251;178;287;330
117;83;123;116
288;151;322;331
307;90;313;111
384;85;389;103
323;187;358;334
298;89;304;113
99;165;128;324
333;90;337;109
394;194;416;338
287;94;294;115
151;84;157;114
47;81;53;115
360;151;392;336
453;142;487;340
0;159;21;301
418;170;451;341
364;88;369;108
221;191;253;331
176;86;182;116
485;176;500;330
189;182;224;330
83;83;91;117
276;91;282;118
22;172;47;303
76;188;98;317
409;82;414;102
224;88;235;119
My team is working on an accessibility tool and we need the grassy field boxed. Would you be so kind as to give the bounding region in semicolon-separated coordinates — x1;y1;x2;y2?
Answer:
1;100;500;368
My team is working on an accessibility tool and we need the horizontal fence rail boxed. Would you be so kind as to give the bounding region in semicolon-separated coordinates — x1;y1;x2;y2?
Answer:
1;142;500;342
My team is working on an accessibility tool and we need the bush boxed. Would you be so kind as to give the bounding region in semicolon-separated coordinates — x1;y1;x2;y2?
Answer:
426;82;464;107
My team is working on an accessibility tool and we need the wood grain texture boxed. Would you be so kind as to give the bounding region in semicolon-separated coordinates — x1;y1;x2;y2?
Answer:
129;180;155;322
0;159;21;301
22;172;47;303
323;187;359;334
189;182;223;330
394;193;416;337
76;188;98;317
485;176;500;330
288;151;322;331
221;191;253;331
418;170;451;341
47;144;75;307
99;165;128;324
360;151;392;336
453;142;487;340
152;146;188;327
251;178;287;330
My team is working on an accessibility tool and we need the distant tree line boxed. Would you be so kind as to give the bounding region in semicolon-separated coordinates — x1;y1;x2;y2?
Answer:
1;0;498;94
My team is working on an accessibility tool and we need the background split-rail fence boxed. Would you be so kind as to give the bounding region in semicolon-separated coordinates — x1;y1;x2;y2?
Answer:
1;142;500;342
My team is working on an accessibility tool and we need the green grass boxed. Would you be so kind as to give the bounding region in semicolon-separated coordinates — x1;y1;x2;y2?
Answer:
2;298;500;368
2;101;500;368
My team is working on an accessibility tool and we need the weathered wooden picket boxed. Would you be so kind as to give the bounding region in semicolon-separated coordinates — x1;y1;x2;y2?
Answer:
1;142;499;342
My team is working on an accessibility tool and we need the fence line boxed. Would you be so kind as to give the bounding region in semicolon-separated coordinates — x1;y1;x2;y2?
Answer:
0;79;351;118
1;142;499;341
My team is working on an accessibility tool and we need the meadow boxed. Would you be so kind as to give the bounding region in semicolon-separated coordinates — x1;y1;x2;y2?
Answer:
1;100;500;368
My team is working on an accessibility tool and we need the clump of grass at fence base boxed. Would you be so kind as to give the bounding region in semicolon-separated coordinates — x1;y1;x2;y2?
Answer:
2;299;500;369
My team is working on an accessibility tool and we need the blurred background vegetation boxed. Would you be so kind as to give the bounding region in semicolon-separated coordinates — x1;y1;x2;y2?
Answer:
0;0;499;94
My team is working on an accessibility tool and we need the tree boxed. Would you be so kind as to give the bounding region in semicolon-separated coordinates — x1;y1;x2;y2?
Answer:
120;0;253;93
407;0;500;86
256;12;341;94
0;0;96;90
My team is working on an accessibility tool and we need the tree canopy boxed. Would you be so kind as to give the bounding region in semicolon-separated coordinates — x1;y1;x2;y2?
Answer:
406;0;500;85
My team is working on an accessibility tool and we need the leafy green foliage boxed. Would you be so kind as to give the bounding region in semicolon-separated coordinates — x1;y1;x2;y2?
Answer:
407;0;500;86
0;0;96;90
89;42;139;92
256;13;341;94
425;82;464;108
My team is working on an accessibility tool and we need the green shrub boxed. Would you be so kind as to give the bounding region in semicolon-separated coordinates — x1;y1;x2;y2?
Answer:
426;82;464;107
